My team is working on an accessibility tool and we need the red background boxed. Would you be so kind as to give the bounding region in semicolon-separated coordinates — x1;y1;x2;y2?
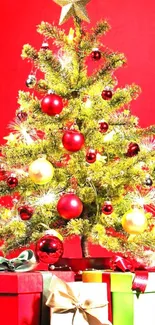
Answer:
0;0;155;257
0;0;155;143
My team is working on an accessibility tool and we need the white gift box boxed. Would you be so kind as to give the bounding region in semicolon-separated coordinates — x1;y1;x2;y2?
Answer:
46;276;111;325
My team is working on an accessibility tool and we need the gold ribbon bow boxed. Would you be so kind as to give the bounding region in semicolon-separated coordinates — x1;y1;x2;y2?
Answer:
46;276;111;325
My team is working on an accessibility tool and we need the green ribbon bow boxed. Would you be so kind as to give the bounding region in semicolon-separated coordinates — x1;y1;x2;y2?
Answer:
0;250;37;272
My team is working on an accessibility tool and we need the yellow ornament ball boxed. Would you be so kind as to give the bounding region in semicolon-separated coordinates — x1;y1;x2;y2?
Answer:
29;157;54;185
122;208;147;234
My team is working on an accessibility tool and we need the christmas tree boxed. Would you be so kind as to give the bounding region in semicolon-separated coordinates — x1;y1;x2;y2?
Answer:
0;0;154;264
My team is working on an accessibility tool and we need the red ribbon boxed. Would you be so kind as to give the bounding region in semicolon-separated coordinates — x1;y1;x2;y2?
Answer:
132;271;149;293
110;254;136;272
109;254;155;293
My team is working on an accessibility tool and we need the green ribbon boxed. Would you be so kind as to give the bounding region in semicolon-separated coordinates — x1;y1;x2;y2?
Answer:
0;250;37;272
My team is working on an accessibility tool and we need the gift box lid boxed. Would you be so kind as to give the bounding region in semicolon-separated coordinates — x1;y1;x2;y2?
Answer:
110;272;155;293
0;272;43;294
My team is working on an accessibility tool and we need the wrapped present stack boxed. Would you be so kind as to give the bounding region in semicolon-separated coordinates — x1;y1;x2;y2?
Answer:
0;0;154;324
0;250;75;325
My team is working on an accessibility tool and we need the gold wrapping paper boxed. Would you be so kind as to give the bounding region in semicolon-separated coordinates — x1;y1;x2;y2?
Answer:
53;0;90;24
46;276;111;325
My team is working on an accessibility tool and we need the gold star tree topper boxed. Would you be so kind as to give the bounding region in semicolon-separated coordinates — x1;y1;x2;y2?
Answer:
53;0;91;25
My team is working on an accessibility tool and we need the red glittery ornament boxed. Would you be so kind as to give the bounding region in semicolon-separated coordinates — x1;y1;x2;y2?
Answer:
127;142;140;157
91;48;101;61
99;121;109;133
102;201;113;215
18;205;34;220
62;130;84;152
57;193;83;219
7;176;18;189
17;111;28;122
86;149;96;163
101;89;113;100
41;94;63;116
36;234;64;264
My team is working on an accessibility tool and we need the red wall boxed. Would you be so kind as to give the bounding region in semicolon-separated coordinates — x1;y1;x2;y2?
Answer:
0;0;155;258
0;0;155;144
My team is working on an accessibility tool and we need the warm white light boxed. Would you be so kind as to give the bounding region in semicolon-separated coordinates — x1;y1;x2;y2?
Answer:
96;153;107;163
67;28;74;43
85;98;92;109
35;191;56;206
141;136;155;152
57;49;72;70
21;127;34;144
103;130;115;142
128;188;155;207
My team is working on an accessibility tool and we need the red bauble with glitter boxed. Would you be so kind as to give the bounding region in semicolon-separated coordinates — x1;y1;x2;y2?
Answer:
17;111;28;122
127;142;140;157
102;201;113;215
7;176;18;189
62;130;85;152
101;89;113;100
18;205;34;220
99;121;109;133
57;193;83;219
91;48;101;61
86;149;96;163
36;234;64;264
41;94;63;116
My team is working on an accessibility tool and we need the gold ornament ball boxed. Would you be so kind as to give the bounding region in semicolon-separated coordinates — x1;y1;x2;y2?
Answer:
29;157;54;185
122;208;147;234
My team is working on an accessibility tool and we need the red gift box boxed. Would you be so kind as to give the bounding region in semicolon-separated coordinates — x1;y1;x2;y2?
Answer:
0;272;42;325
0;270;75;325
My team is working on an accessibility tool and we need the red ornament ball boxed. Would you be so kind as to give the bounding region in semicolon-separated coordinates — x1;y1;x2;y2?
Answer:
62;130;85;152
101;89;113;100
99;121;109;133
102;201;113;215
36;234;64;264
17;111;28;122
91;48;101;61
127;142;140;157
57;193;83;220
18;205;34;220
86;149;96;163
41;94;63;116
7;176;18;189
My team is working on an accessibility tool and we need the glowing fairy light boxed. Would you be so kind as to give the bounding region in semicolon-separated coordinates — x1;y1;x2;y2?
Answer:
103;130;116;142
8;120;35;144
67;28;74;43
20;127;34;144
57;49;72;69
96;153;107;163
127;188;155;207
85;98;92;109
141;135;155;152
35;191;56;206
3;133;18;143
